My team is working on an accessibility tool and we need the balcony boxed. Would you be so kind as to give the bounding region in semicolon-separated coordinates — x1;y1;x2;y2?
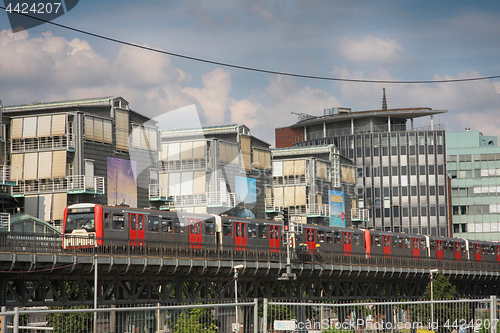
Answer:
160;157;213;173
0;213;10;231
160;192;237;210
11;134;76;152
306;204;331;217
67;175;105;195
148;184;172;201
294;123;445;144
0;165;18;186
12;175;105;196
265;198;287;213
351;208;370;222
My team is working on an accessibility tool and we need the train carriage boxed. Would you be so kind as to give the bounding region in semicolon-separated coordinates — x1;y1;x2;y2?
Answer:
427;236;466;261
220;217;282;252
367;231;426;259
299;225;365;256
467;240;499;263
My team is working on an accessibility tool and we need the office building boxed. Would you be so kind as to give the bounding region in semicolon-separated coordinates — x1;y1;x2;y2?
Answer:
275;93;450;236
447;130;500;241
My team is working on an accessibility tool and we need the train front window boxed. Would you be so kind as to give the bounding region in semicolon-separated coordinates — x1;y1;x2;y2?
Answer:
205;222;214;235
65;213;95;233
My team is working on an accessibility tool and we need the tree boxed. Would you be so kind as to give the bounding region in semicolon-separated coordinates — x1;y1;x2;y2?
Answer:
174;307;218;333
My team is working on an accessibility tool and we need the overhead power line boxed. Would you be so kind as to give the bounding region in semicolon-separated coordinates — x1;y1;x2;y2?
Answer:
3;7;500;84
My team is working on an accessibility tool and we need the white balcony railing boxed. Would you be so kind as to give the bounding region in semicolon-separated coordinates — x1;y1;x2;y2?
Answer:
11;134;76;152
12;175;105;195
160;157;213;172
149;184;169;200
165;192;236;209
265;198;287;212
0;213;10;231
306;204;331;217
351;208;370;221
0;165;18;185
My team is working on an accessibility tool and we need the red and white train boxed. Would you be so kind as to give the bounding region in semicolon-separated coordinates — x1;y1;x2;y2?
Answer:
62;203;500;263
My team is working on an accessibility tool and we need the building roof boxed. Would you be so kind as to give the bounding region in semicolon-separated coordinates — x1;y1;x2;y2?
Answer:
10;214;62;234
161;124;248;137
3;96;125;113
287;107;447;129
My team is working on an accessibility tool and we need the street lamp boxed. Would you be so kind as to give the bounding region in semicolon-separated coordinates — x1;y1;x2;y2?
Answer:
430;269;439;328
233;264;244;332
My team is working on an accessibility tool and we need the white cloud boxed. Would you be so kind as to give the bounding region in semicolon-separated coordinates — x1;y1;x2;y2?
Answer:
337;35;405;64
331;67;500;138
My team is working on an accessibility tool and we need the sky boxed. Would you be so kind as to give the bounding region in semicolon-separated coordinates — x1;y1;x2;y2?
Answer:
1;0;500;145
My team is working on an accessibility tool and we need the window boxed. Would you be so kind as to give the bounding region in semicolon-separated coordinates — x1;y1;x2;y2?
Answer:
205;222;215;235
113;215;124;230
258;225;267;239
223;223;233;236
162;219;172;232
149;216;159;232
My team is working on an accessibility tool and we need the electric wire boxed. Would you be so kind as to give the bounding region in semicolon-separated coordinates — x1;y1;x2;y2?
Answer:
2;7;500;84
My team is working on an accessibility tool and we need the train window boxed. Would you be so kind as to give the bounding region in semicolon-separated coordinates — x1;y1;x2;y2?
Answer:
139;215;144;231
248;224;257;238
353;234;360;246
258;225;267;239
130;214;136;230
476;245;481;254
175;219;183;233
149;216;159;232
104;213;110;229
223;223;232;236
113;215;124;230
462;244;467;253
344;233;351;245
405;239;411;249
326;233;333;244
205;222;215;235
241;224;246;237
374;236;381;246
275;226;279;239
190;219;195;233
437;242;443;251
162;219;172;232
413;240;419;249
236;223;241;237
197;220;201;234
318;231;325;242
392;237;399;248
334;232;340;244
421;240;426;249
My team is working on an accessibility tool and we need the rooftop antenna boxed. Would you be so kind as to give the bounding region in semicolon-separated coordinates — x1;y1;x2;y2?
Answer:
382;84;388;111
291;112;315;122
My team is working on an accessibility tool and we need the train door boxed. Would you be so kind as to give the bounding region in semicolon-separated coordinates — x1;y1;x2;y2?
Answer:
305;228;316;252
496;246;500;263
343;232;352;256
235;222;247;251
269;225;280;253
454;242;462;261
475;243;482;262
129;213;145;246
383;235;391;258
189;218;203;249
412;238;420;258
436;240;444;260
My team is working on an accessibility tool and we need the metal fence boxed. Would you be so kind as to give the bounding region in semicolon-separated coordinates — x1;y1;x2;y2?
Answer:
0;300;259;333
1;297;499;333
264;297;499;333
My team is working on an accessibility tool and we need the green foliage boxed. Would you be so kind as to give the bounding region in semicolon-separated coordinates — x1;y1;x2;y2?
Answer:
417;274;470;333
174;307;218;333
46;306;93;333
258;303;295;330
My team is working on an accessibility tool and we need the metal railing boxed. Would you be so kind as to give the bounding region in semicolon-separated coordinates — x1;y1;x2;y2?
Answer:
0;165;18;185
1;300;259;333
12;175;105;195
294;123;445;144
265;198;287;212
165;192;237;208
352;207;370;221
11;134;76;152
306;203;331;216
149;183;169;200
160;157;213;172
265;297;497;333
0;213;10;231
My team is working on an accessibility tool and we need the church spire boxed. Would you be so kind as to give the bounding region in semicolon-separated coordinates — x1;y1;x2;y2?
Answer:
382;86;388;110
